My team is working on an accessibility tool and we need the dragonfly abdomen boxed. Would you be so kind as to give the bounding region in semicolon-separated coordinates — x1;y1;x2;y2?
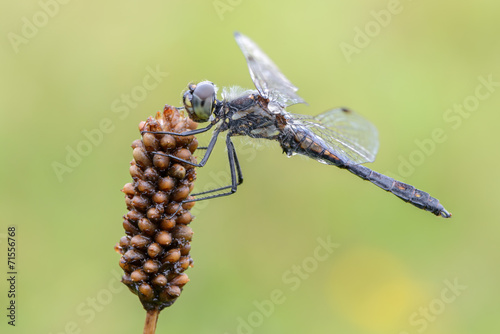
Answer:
286;129;347;166
345;163;451;218
286;128;451;217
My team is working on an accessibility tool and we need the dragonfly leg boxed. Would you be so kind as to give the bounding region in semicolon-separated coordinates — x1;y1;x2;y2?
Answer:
164;135;242;218
152;128;221;167
182;135;243;203
141;122;214;137
232;138;244;185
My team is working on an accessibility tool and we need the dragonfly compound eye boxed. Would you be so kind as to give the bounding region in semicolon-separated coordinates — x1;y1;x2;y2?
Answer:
184;81;216;123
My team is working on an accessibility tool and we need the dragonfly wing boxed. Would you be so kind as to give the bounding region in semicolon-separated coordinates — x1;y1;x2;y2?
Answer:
290;107;379;164
234;32;306;107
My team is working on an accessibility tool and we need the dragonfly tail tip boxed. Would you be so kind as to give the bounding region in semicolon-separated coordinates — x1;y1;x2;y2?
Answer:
440;209;452;218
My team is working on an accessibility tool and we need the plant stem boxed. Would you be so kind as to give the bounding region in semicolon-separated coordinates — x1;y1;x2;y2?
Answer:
143;308;159;334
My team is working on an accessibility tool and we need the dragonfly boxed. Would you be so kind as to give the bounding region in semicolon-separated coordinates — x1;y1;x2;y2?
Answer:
143;32;451;218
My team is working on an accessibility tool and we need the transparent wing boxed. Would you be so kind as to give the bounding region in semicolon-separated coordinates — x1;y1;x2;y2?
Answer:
290;107;379;164
234;32;306;107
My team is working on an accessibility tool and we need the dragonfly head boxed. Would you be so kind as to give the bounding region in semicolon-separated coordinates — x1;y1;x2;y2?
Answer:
183;81;217;122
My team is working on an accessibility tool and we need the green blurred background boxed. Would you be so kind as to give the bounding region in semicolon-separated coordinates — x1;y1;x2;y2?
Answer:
1;0;499;333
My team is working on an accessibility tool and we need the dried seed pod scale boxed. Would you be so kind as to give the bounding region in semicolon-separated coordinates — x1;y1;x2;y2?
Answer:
115;105;199;333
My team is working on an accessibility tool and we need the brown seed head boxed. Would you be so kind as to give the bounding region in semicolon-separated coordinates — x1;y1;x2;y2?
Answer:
117;105;198;311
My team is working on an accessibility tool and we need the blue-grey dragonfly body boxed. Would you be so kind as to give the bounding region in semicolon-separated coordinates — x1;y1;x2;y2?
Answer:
144;32;451;218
